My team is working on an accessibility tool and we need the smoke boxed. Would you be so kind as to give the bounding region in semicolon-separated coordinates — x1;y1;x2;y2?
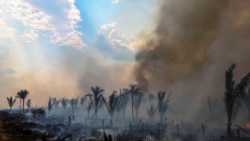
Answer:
135;0;250;119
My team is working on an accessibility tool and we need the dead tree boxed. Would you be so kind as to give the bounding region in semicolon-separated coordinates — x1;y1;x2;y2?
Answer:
157;91;171;125
224;64;250;136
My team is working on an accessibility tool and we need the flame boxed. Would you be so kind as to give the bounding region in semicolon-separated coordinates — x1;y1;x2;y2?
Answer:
246;123;250;129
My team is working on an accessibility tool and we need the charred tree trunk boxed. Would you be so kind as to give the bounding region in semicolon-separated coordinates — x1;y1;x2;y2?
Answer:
23;99;25;113
131;93;134;122
95;106;97;119
227;106;232;137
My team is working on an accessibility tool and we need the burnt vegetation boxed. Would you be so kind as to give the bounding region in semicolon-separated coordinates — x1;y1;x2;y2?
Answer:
1;64;250;141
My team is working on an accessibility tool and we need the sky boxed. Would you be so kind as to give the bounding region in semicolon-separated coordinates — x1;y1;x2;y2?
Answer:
0;0;158;108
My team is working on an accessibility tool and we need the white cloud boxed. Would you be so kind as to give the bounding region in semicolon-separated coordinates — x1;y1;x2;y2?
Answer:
112;0;120;3
0;0;86;49
53;0;86;49
0;19;16;41
99;22;140;52
20;29;39;42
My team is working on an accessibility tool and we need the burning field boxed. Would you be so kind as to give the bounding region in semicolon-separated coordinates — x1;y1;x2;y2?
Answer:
1;0;250;141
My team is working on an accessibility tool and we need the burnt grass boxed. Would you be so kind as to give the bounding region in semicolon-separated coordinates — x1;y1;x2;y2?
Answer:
0;110;42;140
1;110;250;141
0;110;51;141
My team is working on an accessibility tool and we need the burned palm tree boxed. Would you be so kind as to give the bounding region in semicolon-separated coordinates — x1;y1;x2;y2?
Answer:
52;98;60;108
80;97;86;106
224;64;250;136
15;93;21;110
26;99;31;110
87;101;93;119
147;104;156;121
86;86;104;119
48;97;54;112
244;89;250;119
61;97;68;117
7;96;16;111
134;93;143;121
116;89;130;118
16;89;29;112
103;91;118;121
69;98;78;120
61;97;68;109
129;85;141;122
157;91;171;124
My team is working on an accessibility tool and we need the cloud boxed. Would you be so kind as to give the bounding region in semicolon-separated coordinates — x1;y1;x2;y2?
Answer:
51;0;86;49
92;22;136;60
112;0;120;4
99;22;140;51
0;0;86;49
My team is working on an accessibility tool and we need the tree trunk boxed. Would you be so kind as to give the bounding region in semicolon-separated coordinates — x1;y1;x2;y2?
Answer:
95;107;97;119
20;98;21;110
132;93;134;122
227;104;233;137
88;110;90;119
160;113;163;125
23;99;25;113
227;111;232;137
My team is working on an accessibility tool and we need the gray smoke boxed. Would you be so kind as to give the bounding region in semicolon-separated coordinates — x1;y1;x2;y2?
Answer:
135;0;250;119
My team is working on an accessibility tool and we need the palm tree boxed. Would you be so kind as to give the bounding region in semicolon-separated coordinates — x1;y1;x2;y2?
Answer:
224;64;250;136
103;91;117;121
53;98;60;108
244;89;250;119
61;97;68;109
129;85;141;122
147;104;156;121
86;86;104;119
15;93;21;110
16;89;29;112
26;99;31;110
69;98;78;120
80;97;86;106
48;97;54;112
87;101;93;119
7;96;16;111
157;91;171;124
134;93;143;120
116;89;130;118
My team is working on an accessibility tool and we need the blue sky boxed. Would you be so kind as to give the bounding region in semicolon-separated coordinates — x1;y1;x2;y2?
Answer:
0;0;157;107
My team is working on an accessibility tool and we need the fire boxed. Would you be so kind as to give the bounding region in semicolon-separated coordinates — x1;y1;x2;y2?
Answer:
246;123;250;129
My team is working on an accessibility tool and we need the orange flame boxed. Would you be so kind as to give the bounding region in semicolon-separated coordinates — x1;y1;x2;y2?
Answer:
246;123;250;129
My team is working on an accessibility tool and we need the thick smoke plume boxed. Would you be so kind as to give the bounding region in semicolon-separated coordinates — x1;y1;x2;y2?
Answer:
135;0;250;119
135;0;250;91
